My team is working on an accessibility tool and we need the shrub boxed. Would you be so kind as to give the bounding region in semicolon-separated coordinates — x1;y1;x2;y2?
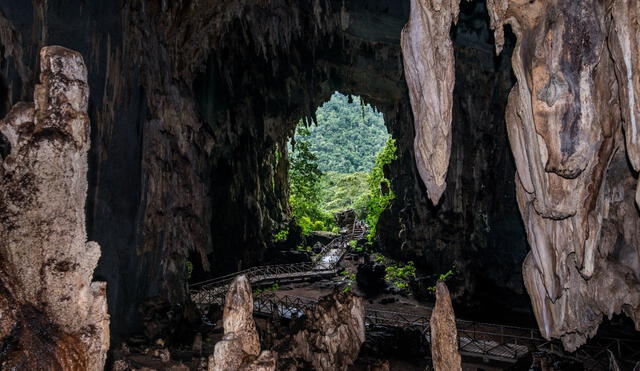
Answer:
385;261;416;290
273;228;289;242
427;268;456;292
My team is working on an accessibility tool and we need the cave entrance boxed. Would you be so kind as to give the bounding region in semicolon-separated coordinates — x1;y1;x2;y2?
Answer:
287;91;394;238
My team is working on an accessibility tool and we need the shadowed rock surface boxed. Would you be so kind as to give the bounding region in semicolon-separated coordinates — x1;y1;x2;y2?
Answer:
0;0;639;361
484;0;640;350
429;281;461;371
209;275;275;371
0;0;530;341
0;46;108;370
287;290;366;371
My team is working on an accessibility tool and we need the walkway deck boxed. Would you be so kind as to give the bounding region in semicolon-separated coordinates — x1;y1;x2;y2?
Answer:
189;225;640;369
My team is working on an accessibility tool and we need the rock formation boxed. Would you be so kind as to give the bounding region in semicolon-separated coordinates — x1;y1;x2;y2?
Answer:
401;0;459;204
208;275;276;371
2;0;639;356
481;0;640;350
0;46;109;370
287;290;366;371
429;281;461;371
0;0;531;338
380;1;528;311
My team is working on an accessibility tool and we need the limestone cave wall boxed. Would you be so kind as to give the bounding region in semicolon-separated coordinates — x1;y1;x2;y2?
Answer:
0;0;534;341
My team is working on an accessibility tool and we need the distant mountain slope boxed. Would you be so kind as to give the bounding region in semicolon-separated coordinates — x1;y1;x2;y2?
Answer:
299;92;389;173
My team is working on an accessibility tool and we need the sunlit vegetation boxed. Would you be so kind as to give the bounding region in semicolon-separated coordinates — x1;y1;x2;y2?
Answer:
272;228;289;242
288;126;336;234
373;253;416;291
287;92;396;238
363;137;396;242
304;92;389;173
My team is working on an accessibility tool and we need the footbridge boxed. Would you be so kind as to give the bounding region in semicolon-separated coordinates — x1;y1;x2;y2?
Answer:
190;232;356;305
252;293;640;370
188;225;640;369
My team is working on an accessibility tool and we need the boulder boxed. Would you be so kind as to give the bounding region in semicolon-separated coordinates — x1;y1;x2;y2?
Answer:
356;262;387;297
335;210;357;229
306;231;340;246
288;290;365;371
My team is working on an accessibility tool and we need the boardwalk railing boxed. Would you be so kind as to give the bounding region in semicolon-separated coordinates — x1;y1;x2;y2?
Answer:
190;232;352;305
252;293;640;369
188;220;640;369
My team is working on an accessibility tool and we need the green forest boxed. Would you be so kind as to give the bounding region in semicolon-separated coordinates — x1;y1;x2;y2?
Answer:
287;92;396;240
299;93;389;173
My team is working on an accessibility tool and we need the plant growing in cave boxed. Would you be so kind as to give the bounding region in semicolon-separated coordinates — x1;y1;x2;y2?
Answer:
385;261;416;290
339;270;356;293
273;228;289;242
364;137;397;242
186;261;193;280
427;268;456;292
253;283;280;296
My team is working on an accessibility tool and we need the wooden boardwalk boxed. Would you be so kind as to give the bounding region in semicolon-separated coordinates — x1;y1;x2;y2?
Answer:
190;234;351;305
189;225;640;369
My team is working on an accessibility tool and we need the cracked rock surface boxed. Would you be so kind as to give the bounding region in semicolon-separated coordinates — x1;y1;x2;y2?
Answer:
0;46;109;370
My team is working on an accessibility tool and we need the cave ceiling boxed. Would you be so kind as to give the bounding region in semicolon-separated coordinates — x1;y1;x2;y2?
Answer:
0;0;639;352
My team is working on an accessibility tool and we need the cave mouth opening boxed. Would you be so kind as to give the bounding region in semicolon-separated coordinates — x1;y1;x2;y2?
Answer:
287;91;394;238
187;0;528;313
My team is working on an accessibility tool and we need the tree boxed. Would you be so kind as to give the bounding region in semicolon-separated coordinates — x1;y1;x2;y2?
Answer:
299;92;389;173
288;126;335;234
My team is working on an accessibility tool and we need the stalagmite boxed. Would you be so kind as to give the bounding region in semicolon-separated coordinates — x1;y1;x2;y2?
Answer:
209;275;276;371
401;0;459;204
0;46;109;370
430;281;461;371
486;0;640;351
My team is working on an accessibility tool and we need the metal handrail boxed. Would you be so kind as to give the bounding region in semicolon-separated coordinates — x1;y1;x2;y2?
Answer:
251;294;640;367
189;233;352;299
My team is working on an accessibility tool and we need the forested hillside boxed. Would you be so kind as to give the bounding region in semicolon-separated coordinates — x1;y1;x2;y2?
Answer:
299;92;389;173
287;92;396;238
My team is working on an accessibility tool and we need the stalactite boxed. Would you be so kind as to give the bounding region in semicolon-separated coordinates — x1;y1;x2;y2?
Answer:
609;0;640;206
401;0;459;204
487;0;640;351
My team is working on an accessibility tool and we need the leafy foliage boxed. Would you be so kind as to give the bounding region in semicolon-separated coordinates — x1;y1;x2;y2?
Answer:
385;261;416;290
364;137;397;241
253;283;280;296
300;92;389;173
319;172;370;216
287;93;395;237
339;270;357;293
371;253;416;291
273;228;289;242
288;126;335;234
427;268;456;292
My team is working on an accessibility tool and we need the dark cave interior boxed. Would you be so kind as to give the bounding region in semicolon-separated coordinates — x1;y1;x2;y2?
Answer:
4;1;640;369
0;0;529;340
